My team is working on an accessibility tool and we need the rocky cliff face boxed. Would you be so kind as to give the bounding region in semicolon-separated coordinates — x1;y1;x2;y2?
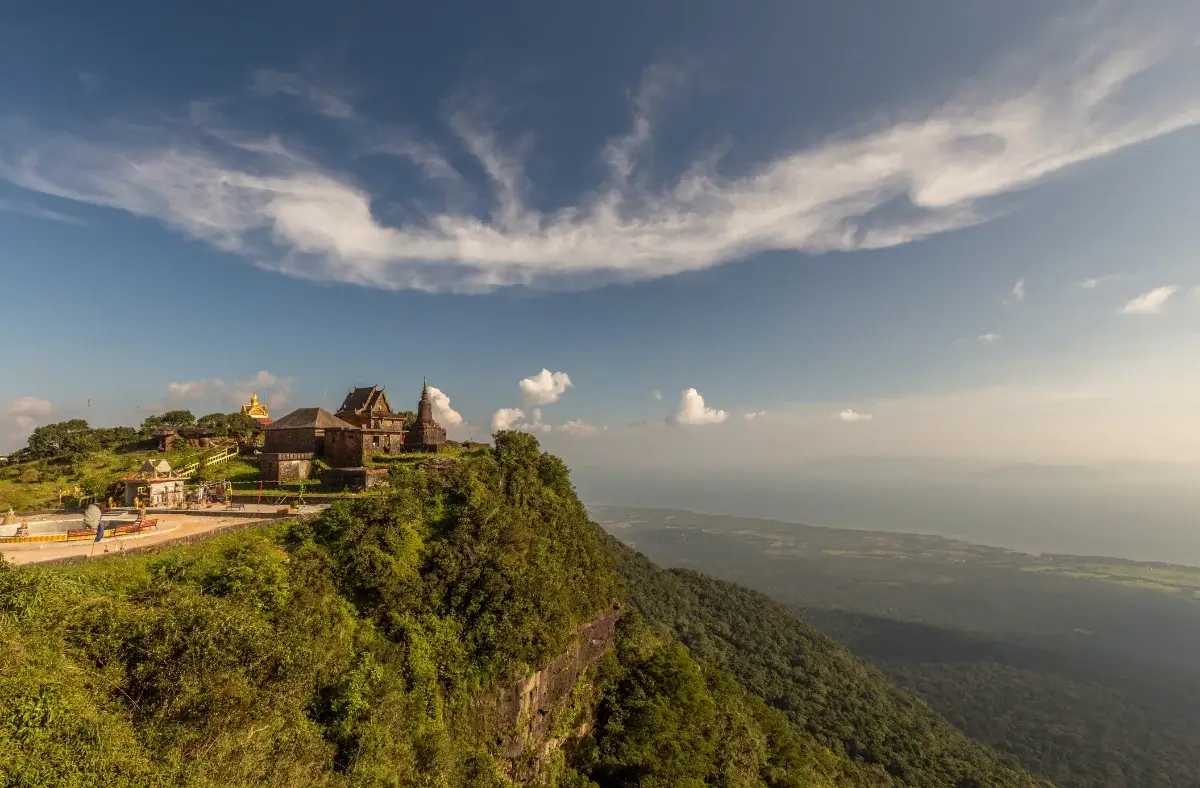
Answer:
481;605;620;782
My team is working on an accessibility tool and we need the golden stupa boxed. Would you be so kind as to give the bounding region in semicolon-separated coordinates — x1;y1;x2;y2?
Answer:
241;392;271;424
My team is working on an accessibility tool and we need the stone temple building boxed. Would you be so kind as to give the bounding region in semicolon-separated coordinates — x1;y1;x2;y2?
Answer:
334;385;406;454
258;381;448;483
260;407;353;481
404;380;447;452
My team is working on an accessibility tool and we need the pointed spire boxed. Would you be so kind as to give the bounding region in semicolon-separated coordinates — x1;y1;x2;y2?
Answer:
422;377;429;400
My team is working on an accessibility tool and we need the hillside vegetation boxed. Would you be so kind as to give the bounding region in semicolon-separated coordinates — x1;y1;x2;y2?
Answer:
0;412;258;513
1;433;1039;786
602;531;1049;787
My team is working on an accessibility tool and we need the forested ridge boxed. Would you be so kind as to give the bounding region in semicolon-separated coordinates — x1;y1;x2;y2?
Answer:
592;506;1200;787
602;531;1049;787
2;435;1039;786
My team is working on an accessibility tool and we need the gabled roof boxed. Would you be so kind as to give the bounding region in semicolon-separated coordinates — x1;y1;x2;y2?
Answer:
139;459;173;475
337;386;393;416
265;407;354;430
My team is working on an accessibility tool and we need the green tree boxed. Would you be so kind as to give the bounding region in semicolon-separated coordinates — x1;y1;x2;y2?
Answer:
224;412;261;441
141;410;196;433
197;412;259;440
25;420;99;461
93;426;139;451
196;413;229;433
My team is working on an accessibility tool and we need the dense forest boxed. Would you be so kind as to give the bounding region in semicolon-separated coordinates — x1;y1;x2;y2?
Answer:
1;435;1041;786
601;533;1045;787
593;506;1200;788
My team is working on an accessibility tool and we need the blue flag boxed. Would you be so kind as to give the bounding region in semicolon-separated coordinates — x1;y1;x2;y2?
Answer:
94;522;105;542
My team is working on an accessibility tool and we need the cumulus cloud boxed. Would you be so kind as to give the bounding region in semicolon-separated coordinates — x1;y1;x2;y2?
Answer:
490;406;604;437
2;6;1197;293
652;390;663;401
978;333;1003;344
166;380;207;402
838;409;873;423
559;420;604;438
1120;285;1177;315
668;388;727;426
5;397;54;431
491;407;525;431
425;385;464;426
519;369;572;405
1;396;54;451
155;370;294;412
1007;279;1026;303
743;410;767;420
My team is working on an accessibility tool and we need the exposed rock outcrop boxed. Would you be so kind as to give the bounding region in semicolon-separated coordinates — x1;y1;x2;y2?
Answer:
479;605;620;782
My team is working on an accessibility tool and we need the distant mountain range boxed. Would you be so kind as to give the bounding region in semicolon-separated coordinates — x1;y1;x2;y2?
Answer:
973;463;1109;480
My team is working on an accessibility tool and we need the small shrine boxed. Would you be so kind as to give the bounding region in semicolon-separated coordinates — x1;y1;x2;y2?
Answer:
241;392;272;424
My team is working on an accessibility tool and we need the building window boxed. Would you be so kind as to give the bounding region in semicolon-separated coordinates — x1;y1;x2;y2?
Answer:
372;436;380;449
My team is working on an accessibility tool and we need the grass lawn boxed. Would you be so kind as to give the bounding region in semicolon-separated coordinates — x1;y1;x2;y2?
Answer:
0;446;262;514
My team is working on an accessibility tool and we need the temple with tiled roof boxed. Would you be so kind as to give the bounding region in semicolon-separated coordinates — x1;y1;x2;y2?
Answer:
241;392;272;424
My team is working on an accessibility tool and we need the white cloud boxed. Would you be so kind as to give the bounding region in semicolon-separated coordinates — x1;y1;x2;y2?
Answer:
668;388;728;426
250;70;355;119
5;396;54;431
559;420;604;438
166;380;207;401
491;407;525;431
2;6;1198;293
1008;279;1026;303
1120;285;1177;315
425;385;464;426
519;369;572;405
218;370;294;410
1079;274;1124;289
838;409;873;423
743;410;767;420
978;333;1003;344
152;370;293;413
0;198;87;226
489;406;604;437
652;390;662;401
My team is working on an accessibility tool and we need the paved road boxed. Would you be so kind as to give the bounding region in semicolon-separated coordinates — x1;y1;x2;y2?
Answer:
1;505;327;565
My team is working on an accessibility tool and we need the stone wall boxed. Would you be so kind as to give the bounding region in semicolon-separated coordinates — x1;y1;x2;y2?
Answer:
260;452;314;482
321;467;389;490
324;427;366;468
262;428;324;455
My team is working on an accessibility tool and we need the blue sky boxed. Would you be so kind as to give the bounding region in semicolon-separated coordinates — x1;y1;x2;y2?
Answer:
2;0;1200;464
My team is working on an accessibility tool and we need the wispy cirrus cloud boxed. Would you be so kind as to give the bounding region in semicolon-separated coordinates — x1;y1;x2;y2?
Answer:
249;70;355;119
0;198;87;226
1120;285;1178;315
1078;273;1126;289
1006;278;1026;304
1;6;1198;294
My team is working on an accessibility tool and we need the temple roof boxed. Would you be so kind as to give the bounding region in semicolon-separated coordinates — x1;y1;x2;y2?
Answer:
242;392;270;417
337;386;393;416
265;407;354;430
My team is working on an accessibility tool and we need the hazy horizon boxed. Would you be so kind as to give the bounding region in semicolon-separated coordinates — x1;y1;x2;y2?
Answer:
576;465;1200;567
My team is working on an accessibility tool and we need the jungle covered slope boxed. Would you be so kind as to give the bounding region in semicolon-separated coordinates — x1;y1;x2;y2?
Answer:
1;433;1039;786
602;531;1050;788
0;432;849;787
